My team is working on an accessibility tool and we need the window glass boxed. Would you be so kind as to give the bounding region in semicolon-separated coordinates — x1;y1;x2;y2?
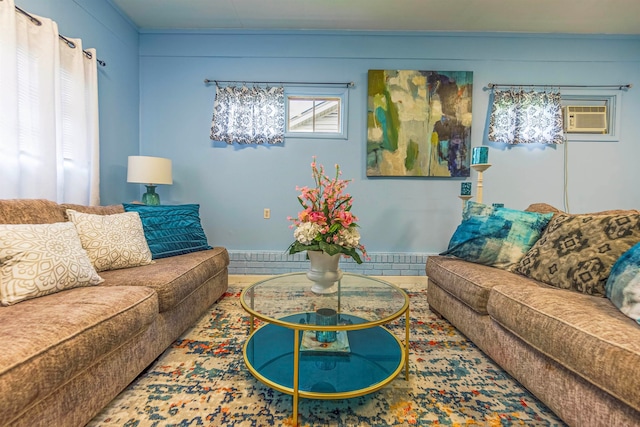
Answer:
285;88;348;139
288;97;340;133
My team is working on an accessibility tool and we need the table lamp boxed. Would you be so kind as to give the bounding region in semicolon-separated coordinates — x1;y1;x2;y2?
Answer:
127;156;173;205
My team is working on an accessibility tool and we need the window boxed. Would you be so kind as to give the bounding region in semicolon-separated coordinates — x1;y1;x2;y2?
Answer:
285;88;349;139
288;97;340;133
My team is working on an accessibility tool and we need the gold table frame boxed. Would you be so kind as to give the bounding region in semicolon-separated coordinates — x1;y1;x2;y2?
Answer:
240;273;410;427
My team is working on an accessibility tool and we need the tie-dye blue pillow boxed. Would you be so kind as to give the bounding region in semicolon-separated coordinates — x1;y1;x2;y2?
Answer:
462;200;495;221
606;242;640;325
442;207;553;270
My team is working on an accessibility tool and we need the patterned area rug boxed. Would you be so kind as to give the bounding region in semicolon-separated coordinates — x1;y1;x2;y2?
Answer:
88;281;566;427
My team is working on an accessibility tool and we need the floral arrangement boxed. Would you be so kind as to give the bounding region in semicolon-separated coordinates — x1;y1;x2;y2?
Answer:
287;157;367;264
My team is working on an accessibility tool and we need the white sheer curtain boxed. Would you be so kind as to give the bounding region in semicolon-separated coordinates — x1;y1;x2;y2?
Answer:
210;84;285;144
0;0;100;204
488;89;565;145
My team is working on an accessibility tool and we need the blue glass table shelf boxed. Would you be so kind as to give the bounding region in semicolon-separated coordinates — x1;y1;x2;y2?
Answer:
240;273;410;426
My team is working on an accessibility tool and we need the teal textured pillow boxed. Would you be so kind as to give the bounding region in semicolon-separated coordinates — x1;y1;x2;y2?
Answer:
462;201;495;221
122;204;212;259
442;207;553;270
606;242;640;325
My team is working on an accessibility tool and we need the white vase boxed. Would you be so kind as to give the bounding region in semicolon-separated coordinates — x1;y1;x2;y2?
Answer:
306;250;343;294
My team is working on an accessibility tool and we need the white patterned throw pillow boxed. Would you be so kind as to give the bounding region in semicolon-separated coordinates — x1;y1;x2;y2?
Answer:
0;222;104;306
66;210;153;272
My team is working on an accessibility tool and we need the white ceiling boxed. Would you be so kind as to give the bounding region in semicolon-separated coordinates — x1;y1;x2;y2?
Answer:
112;0;640;34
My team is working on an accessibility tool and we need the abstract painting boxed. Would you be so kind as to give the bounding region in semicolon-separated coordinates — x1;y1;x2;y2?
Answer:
367;70;473;177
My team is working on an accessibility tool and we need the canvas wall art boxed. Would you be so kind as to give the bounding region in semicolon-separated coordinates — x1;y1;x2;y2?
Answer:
367;70;473;177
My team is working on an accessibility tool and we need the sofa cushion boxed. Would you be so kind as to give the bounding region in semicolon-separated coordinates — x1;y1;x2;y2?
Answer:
525;203;564;216
66;209;153;272
0;199;66;224
606;242;640;325
98;247;229;312
442;207;552;270
0;222;104;306
426;255;544;314
525;203;640;217
515;213;640;296
487;284;640;412
122;203;212;259
0;285;158;422
62;203;125;216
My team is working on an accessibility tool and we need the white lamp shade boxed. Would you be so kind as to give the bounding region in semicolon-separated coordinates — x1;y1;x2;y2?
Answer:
127;156;173;185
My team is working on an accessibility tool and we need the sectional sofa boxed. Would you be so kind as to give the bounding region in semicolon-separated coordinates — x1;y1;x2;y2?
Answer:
0;199;229;427
426;203;640;427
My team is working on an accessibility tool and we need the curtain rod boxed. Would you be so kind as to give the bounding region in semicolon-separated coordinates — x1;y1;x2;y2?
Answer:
15;6;106;67
487;83;631;90
204;79;354;88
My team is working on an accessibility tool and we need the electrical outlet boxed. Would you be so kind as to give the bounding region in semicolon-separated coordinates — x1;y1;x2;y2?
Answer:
263;208;270;219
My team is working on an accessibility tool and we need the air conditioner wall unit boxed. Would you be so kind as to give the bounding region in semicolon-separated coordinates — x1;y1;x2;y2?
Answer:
563;105;607;133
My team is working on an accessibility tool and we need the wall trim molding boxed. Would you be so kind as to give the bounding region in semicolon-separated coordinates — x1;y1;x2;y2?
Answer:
228;251;431;276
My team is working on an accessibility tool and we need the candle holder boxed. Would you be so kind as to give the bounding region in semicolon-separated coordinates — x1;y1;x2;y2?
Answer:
460;182;472;196
471;147;489;165
471;163;492;204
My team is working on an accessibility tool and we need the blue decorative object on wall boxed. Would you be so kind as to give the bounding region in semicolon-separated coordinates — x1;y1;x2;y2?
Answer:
461;182;472;196
471;146;488;164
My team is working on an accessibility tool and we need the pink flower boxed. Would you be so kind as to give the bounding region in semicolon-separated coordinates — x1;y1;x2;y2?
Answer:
336;211;354;227
288;157;367;264
308;211;327;225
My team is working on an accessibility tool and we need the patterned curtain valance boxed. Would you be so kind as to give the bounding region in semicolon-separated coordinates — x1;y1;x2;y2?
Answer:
210;85;285;145
488;89;564;145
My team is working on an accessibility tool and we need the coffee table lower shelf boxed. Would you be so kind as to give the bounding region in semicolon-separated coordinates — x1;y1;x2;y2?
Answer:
243;313;406;422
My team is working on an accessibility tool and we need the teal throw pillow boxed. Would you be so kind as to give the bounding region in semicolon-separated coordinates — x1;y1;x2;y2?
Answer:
606;242;640;325
462;201;495;221
122;204;212;259
442;207;553;270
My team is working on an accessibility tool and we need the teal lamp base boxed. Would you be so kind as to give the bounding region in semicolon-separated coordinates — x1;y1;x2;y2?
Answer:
141;185;161;205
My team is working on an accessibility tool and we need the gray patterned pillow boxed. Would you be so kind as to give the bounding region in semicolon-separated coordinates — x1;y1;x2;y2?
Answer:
0;222;104;305
515;213;640;296
66;209;153;272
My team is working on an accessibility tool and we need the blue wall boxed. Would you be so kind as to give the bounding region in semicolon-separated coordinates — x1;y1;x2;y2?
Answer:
16;0;141;204
138;31;640;255
11;1;640;258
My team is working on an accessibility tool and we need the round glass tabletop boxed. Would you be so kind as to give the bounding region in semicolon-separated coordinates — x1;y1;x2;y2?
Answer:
244;314;405;398
240;272;409;330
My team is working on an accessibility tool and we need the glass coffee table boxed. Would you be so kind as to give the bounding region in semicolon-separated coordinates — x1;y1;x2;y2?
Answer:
240;272;410;426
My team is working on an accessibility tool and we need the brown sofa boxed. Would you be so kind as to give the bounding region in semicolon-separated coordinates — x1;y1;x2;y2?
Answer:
426;205;640;427
0;199;229;427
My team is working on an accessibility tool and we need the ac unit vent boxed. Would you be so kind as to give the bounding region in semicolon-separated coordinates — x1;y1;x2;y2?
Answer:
564;105;607;133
